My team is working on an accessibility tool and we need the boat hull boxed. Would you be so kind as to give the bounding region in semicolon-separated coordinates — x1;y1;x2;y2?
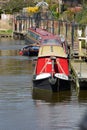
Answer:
32;45;71;92
19;45;39;56
79;81;87;90
33;77;71;92
23;50;38;56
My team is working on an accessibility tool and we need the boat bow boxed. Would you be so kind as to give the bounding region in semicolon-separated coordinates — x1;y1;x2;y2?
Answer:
55;73;68;80
34;73;51;80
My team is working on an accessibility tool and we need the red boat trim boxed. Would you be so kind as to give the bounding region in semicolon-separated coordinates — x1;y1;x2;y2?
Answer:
36;57;69;76
56;59;66;74
40;58;51;74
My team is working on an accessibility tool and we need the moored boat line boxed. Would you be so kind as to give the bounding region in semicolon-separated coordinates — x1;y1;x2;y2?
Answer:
19;27;67;56
18;26;87;93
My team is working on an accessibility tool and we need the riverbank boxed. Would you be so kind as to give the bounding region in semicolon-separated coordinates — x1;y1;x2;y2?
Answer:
0;29;13;38
0;19;13;37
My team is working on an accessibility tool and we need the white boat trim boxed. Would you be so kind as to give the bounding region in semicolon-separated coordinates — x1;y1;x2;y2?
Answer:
36;73;51;80
55;73;68;80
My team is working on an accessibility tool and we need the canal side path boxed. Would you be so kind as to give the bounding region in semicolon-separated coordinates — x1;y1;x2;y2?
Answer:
70;46;87;93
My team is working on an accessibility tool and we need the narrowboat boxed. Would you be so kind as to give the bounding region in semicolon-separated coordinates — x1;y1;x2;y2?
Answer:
19;27;67;56
32;45;71;92
19;44;40;56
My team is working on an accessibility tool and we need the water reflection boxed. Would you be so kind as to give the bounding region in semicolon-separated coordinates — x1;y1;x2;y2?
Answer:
78;91;87;103
0;56;33;75
0;39;87;130
0;50;18;56
79;110;87;130
32;89;71;103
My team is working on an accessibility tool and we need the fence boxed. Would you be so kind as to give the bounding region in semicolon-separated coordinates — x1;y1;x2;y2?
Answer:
13;15;87;49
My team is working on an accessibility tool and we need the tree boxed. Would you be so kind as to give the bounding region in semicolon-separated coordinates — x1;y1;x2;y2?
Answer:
76;7;87;24
2;0;35;14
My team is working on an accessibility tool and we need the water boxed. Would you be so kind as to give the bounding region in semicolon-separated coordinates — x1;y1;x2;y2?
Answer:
0;38;87;130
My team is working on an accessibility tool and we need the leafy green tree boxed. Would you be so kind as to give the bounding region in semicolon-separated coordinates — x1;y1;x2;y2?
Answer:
76;7;87;24
2;0;35;14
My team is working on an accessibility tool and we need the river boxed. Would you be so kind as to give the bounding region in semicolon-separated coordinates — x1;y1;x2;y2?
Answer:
0;38;87;130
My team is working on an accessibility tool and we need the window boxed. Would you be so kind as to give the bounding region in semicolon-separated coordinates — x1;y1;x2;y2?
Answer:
42;39;60;45
28;30;40;40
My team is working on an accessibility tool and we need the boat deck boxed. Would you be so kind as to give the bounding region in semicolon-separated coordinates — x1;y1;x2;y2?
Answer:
70;59;87;90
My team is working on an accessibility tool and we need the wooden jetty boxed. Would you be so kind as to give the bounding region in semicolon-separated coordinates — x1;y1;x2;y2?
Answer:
13;31;25;40
0;33;12;38
70;60;87;89
70;38;87;92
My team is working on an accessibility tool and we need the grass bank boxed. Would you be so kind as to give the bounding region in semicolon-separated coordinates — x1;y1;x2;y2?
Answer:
0;29;13;35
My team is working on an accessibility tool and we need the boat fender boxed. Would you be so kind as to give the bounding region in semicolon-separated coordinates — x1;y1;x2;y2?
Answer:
19;51;23;55
33;75;36;79
49;77;57;85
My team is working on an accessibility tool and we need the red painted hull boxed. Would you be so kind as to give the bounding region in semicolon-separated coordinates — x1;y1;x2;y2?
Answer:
33;56;71;92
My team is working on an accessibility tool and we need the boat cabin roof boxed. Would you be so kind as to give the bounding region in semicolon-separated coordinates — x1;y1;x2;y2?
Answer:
28;27;62;45
29;27;53;37
38;45;67;58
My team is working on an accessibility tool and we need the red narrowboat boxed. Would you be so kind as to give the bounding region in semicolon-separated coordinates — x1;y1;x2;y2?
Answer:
33;45;71;92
